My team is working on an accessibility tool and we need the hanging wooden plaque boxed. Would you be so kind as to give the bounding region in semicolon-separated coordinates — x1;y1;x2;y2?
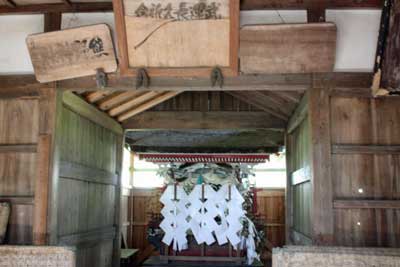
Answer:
113;0;239;77
26;24;117;83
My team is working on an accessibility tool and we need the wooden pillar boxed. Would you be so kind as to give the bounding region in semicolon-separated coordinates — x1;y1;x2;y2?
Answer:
113;135;124;267
33;88;57;245
307;7;325;22
382;0;400;91
32;135;51;245
284;133;292;244
47;89;63;245
44;12;62;32
308;85;334;245
306;0;326;22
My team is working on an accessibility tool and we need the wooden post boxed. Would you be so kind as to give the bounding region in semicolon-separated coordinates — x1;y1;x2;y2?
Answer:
308;85;334;245
44;12;61;32
113;135;124;267
33;134;51;245
284;133;292;245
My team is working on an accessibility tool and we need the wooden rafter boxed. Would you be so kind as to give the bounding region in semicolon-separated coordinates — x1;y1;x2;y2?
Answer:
268;91;302;104
86;90;114;103
98;91;143;110
255;91;298;112
108;91;159;117
227;91;289;121
118;91;182;121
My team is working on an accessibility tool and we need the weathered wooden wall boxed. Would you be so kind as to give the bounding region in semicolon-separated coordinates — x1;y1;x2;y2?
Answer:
286;88;400;247
0;88;55;245
330;96;400;247
49;92;124;267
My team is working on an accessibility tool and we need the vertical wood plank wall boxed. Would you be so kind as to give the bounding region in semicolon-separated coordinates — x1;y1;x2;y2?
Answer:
50;92;124;267
123;188;285;251
256;189;285;248
286;94;312;245
331;97;400;247
0;88;55;245
287;89;400;247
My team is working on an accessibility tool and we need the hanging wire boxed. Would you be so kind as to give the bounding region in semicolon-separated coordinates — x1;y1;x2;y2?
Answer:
275;10;286;24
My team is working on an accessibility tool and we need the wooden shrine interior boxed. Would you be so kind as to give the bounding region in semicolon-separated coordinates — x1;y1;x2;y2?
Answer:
1;0;400;267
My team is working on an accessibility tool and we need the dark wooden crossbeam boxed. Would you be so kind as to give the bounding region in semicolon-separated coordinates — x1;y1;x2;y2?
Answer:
0;0;383;14
122;111;287;129
0;2;113;14
0;73;373;94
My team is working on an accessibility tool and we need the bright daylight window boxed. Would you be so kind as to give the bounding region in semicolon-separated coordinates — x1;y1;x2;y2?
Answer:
132;154;164;188
249;153;286;188
121;147;132;187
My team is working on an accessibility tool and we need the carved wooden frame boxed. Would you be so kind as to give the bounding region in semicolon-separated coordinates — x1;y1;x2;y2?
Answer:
113;0;239;77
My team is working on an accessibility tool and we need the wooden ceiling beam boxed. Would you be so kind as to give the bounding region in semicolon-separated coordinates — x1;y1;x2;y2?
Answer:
0;73;373;94
0;2;113;14
118;91;182;121
122;111;286;130
58;73;312;92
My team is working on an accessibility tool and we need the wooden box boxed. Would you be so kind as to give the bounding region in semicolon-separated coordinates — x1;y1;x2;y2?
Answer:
113;0;239;77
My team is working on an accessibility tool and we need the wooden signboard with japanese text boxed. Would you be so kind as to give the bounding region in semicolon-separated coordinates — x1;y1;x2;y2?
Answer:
240;23;337;74
26;24;117;83
113;0;239;77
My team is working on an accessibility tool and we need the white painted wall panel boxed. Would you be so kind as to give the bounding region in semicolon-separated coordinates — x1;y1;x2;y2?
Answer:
240;10;307;26
61;12;115;31
0;15;43;74
326;9;381;72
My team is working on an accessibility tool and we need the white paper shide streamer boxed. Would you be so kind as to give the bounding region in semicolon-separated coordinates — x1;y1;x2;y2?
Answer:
159;185;190;251
159;184;260;264
187;184;219;245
